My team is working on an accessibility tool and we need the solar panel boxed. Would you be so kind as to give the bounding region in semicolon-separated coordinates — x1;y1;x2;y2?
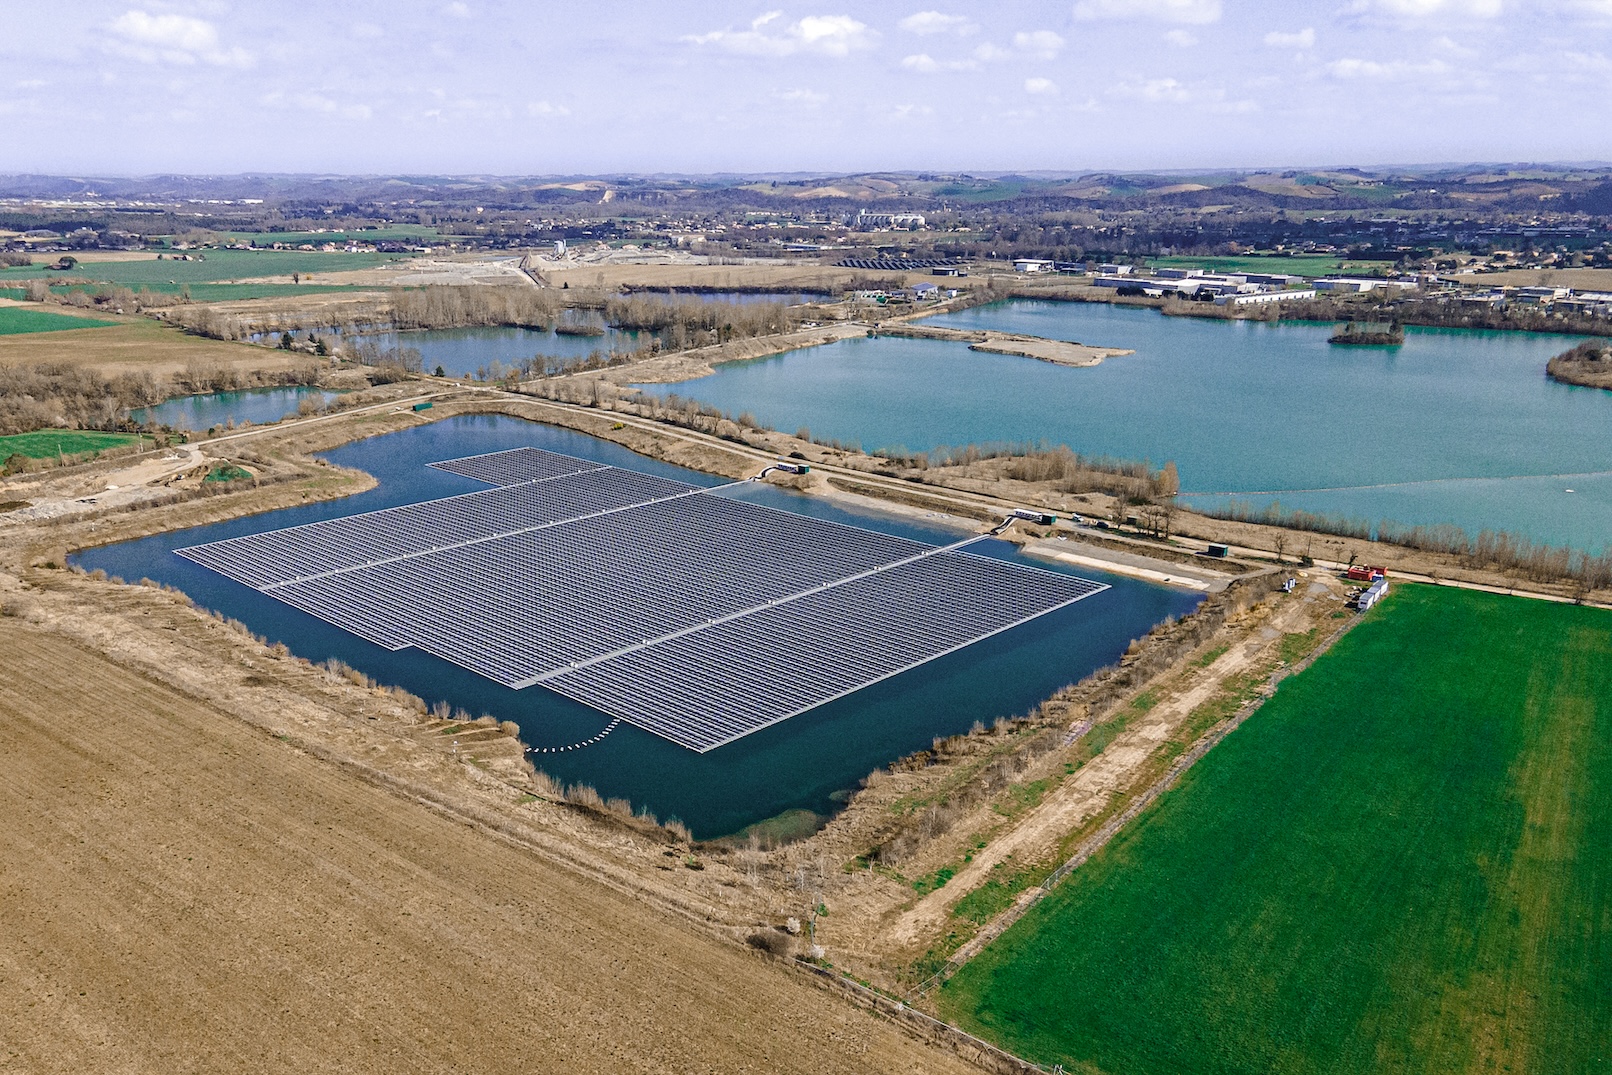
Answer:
428;446;607;486
540;549;1102;751
177;447;1109;751
178;467;699;589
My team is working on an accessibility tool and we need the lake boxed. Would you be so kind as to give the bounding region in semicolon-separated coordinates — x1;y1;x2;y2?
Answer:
73;414;1198;839
637;300;1610;552
132;386;342;430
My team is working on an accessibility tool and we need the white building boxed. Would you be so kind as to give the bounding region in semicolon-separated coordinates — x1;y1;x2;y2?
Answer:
1214;289;1319;306
1315;278;1381;293
1014;258;1056;273
852;210;926;230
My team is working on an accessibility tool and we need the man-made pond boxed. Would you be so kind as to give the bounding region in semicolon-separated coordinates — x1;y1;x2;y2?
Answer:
638;300;1610;552
74;415;1197;839
131;386;342;430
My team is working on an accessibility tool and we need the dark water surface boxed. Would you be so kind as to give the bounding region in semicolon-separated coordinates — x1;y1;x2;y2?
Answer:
132;386;343;430
642;300;1609;551
75;415;1198;838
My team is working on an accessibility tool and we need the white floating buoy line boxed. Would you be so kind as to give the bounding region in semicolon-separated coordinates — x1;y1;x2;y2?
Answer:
524;717;624;753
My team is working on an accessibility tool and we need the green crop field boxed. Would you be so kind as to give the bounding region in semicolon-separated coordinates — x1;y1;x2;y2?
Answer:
0;307;116;335
0;430;145;459
941;585;1612;1075
0;248;414;289
214;225;440;244
50;282;375;301
1147;255;1364;278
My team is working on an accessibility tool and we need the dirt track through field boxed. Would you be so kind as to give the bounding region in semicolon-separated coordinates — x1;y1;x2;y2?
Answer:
0;624;977;1074
883;595;1321;954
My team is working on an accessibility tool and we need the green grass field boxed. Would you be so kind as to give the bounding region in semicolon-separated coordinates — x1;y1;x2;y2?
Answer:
0;249;412;289
1146;255;1380;278
0;307;116;335
941;585;1612;1075
50;282;375;301
214;225;440;245
0;430;145;459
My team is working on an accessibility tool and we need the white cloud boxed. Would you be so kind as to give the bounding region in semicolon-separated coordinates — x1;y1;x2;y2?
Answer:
776;87;829;103
973;42;1011;62
107;10;252;68
1264;28;1315;47
1560;49;1612;72
901;51;977;72
899;11;978;35
1132;77;1191;102
1327;56;1451;78
1350;0;1502;17
1014;30;1066;58
1074;0;1222;24
444;2;471;17
1024;76;1059;94
262;90;372;120
1431;34;1477;56
1164;29;1198;46
352;22;384;39
527;100;569;116
685;13;877;57
889;102;941;120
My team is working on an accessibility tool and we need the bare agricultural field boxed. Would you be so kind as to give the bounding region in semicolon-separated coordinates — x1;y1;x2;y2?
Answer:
538;260;933;294
0;622;979;1075
1464;266;1612;290
0;313;300;377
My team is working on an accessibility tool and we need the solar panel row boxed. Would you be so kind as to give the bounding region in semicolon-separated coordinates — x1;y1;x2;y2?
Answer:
543;549;1104;751
179;467;699;589
428;446;606;487
266;491;931;676
176;447;1109;752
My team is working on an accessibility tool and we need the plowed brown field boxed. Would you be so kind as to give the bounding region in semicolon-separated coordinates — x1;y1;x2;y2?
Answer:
0;624;975;1074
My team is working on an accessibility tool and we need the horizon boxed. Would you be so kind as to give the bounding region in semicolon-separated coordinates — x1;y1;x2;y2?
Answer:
6;160;1612;183
6;1;1612;175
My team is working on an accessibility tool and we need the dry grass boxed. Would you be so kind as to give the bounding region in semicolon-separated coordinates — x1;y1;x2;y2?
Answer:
0;313;300;377
1466;267;1612;290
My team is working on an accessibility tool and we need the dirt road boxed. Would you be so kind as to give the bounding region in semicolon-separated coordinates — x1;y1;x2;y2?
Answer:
0;624;979;1074
880;584;1340;957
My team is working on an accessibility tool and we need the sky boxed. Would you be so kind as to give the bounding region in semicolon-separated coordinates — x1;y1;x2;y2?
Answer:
3;0;1611;176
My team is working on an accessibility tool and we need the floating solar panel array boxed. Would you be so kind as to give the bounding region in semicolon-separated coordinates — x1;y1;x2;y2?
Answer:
178;447;1108;752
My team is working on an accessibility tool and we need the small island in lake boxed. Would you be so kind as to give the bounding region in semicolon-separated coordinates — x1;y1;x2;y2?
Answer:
1330;321;1405;346
1546;339;1612;390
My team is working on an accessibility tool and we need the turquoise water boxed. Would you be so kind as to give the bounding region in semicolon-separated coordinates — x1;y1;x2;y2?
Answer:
345;324;642;377
132;386;342;430
638;300;1609;552
74;415;1197;838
